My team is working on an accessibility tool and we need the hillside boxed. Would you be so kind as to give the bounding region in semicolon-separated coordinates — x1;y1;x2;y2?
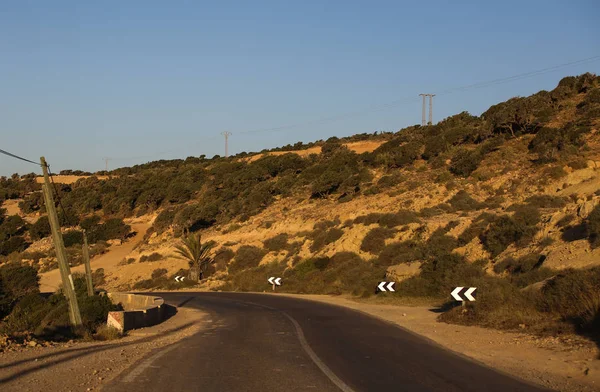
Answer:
1;73;600;342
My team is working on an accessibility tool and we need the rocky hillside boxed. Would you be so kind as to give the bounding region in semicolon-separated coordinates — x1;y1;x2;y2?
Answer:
2;73;600;339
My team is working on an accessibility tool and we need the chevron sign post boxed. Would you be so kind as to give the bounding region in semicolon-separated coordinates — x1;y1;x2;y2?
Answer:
377;281;395;292
174;276;185;283
268;277;282;291
451;287;476;303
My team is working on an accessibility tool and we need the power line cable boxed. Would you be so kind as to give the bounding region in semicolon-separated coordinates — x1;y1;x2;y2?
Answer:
0;148;42;167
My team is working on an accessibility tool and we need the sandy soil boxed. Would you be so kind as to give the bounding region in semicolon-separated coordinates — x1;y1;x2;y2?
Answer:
244;140;384;163
0;304;207;392
2;199;22;217
274;294;600;392
34;175;108;185
39;223;151;293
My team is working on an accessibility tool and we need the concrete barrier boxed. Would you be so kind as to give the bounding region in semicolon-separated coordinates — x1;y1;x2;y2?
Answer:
106;293;170;332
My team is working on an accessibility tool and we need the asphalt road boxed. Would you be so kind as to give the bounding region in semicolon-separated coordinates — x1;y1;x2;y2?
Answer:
106;292;551;392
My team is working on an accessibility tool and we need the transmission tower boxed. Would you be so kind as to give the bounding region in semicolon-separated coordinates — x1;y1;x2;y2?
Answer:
103;157;111;171
419;94;435;125
221;132;232;158
418;94;427;126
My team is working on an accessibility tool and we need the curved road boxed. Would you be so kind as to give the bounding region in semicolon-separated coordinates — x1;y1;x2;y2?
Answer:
107;292;551;392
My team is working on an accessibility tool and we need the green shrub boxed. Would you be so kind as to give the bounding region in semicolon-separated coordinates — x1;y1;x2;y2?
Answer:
0;263;39;318
377;241;424;266
528;125;588;162
360;227;395;254
309;228;344;252
229;246;266;273
377;174;403;188
29;216;51;241
587;205;600;248
0;293;50;334
92;268;106;286
493;254;543;274
448;190;481;211
397;253;484;297
481;206;540;257
524;195;567;209
151;268;168;279
263;233;289;252
139;252;164;262
63;230;84;247
154;208;177;233
450;148;482;177
540;267;600;330
0;236;29;256
80;215;101;231
354;210;419;227
214;247;235;271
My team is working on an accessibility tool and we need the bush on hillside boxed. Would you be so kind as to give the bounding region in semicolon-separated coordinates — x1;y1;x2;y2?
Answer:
263;234;289;252
309;227;344;252
63;230;84;247
0;236;30;256
360;227;395;254
480;206;540;257
540;268;600;331
449;148;482;177
29;216;51;241
377;241;425;266
0;263;39;319
448;190;481;211
354;210;419;227
139;252;164;262
214;247;235;271
493;254;544;274
528;125;589;162
229;246;266;273
587;205;600;248
524;195;567;209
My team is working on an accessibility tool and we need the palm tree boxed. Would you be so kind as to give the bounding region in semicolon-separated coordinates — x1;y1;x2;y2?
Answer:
173;232;215;282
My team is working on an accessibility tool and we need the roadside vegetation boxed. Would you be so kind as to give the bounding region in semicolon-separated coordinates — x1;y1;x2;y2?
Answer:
0;263;122;345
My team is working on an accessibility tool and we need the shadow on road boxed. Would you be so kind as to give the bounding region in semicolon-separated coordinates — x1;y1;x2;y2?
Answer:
0;321;194;385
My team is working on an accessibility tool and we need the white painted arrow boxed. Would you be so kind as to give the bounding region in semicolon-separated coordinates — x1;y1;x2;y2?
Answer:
268;277;275;285
464;287;476;301
174;276;185;282
378;282;387;291
274;277;282;286
386;282;395;292
451;286;464;301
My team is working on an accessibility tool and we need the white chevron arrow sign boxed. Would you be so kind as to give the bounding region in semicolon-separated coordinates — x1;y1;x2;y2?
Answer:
451;287;477;301
268;277;282;286
377;281;395;292
174;276;185;282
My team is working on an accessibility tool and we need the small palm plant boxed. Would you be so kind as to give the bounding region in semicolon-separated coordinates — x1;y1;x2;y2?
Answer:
173;232;216;282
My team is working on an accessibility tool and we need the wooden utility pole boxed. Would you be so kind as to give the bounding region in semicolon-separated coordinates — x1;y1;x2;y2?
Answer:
82;230;94;296
40;157;82;327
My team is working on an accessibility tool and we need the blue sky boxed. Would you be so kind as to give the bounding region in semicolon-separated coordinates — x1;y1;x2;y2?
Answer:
1;0;599;175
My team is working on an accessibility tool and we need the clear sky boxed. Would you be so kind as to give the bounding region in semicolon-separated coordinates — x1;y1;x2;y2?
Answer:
1;0;599;175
